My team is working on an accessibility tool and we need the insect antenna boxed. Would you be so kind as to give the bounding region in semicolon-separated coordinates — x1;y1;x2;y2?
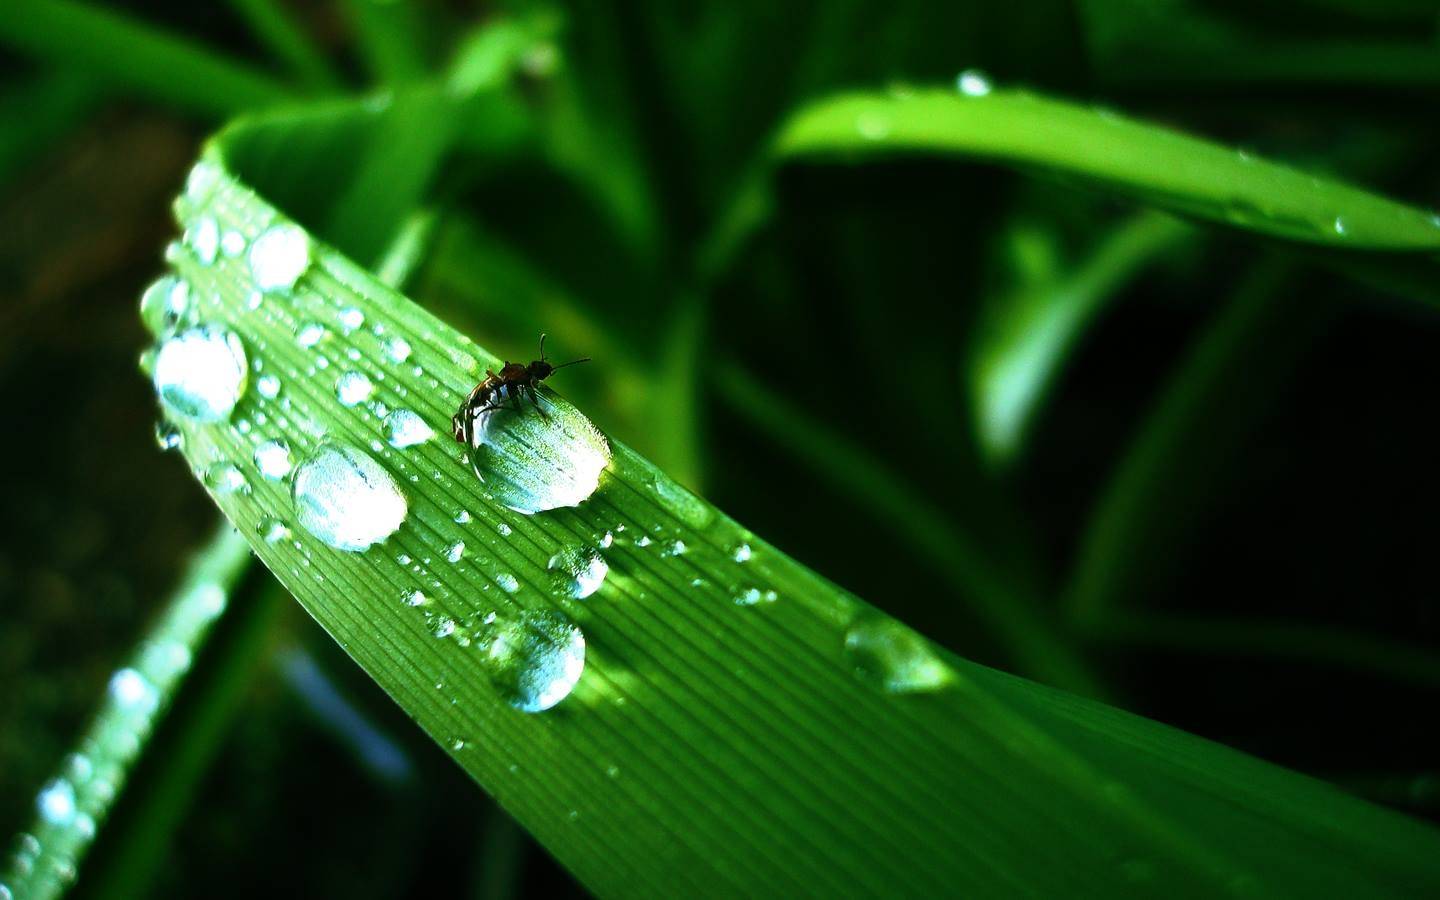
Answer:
549;357;591;371
538;332;548;362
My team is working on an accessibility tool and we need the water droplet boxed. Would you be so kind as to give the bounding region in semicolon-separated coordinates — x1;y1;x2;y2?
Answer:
203;462;248;494
220;230;247;257
484;610;585;712
254;440;293;479
732;543;752;563
292;443;407;552
189;215;219;264
185;159;221;202
256;373;281;399
249;223;311;292
36;778;75;826
432;616;457;638
257;515;291;543
382;409;434;447
445;540;465;563
109;668;156;711
461;393;611;515
154;422;183;451
496;573;520;593
336;371;374;407
956;68;993;97
547;546;609;599
496;522;512;536
383;335;412;363
663;539;687;557
843;617;954;693
139;275;192;336
296;321;327;348
338;307;365;330
450;738;466;751
1332;215;1348;236
403;588;428;607
734;587;768;606
454;509;472;524
152;326;248;423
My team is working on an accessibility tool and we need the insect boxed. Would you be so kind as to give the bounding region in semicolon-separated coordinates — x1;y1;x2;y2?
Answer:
450;334;590;447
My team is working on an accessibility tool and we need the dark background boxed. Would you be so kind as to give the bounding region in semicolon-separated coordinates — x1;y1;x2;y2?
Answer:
3;1;1439;896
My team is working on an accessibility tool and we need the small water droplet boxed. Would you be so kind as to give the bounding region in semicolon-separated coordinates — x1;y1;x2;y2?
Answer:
547;545;609;599
220;230;247;257
254;440;293;479
336;371;374;407
1332;215;1348;236
139;275;192;336
484;610;585;712
382;409;434;447
454;509;472;524
663;539;687;557
257;515;291;543
204;462;248;494
403;588;429;607
189;216;219;264
734;587;768;606
256;373;281;399
496;573;520;593
451;738;466;751
445;541;465;563
843;616;954;693
249;223;311;292
383;335;412;363
338;307;365;330
154;422;183;451
36;778;75;826
732;543;752;563
109;668;156;711
296;321;327;348
153;326;248;423
956;68;993;97
292;443;407;552
432;616;457;638
496;522;512;537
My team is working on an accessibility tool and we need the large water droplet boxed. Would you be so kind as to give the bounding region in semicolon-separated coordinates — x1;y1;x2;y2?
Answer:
292;443;407;551
547;545;608;599
462;393;610;514
249;223;311;292
152;326;248;423
484;610;585;712
336;371;374;407
843;617;953;693
383;409;434;447
254;440;292;479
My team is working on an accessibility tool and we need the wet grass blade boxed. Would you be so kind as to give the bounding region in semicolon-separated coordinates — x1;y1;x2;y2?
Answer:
1;524;253;900
113;95;1440;897
775;88;1440;250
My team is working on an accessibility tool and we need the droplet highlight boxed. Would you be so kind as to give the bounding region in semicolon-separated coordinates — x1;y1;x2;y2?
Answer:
292;443;407;552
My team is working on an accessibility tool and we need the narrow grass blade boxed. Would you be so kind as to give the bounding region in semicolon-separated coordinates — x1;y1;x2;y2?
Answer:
1;0;294;117
226;0;341;92
775;88;1440;250
970;210;1193;465
1;523;252;900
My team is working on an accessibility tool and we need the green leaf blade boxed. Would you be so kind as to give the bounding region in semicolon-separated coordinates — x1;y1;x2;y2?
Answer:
776;89;1440;250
